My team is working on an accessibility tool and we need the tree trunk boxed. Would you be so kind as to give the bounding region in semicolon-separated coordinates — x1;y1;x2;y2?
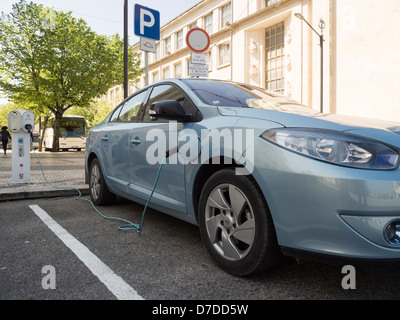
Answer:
39;116;48;152
51;110;63;152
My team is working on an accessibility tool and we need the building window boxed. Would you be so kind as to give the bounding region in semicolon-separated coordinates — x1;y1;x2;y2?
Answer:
165;37;171;55
163;67;170;79
219;43;230;66
174;63;182;78
266;0;283;7
176;30;183;50
205;51;212;70
265;21;285;94
189;22;197;30
155;43;161;60
221;2;232;28
153;71;159;83
204;12;213;35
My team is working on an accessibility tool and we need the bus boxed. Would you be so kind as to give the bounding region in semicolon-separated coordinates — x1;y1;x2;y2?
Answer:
43;115;87;151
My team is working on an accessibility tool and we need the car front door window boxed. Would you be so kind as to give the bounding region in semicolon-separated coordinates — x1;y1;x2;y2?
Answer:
129;84;191;214
143;84;186;122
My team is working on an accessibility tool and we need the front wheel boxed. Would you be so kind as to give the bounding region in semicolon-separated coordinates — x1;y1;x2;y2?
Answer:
198;168;282;276
89;158;115;206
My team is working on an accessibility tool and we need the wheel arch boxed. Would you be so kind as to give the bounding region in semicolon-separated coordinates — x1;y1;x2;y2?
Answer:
85;152;98;184
192;156;268;223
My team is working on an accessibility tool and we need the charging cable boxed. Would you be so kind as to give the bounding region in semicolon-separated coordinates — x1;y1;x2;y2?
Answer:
29;134;165;233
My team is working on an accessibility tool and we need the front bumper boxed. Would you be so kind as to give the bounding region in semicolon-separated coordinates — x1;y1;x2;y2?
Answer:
252;139;400;262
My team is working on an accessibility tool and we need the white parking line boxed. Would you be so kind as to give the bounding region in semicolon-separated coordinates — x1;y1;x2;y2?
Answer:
29;204;144;300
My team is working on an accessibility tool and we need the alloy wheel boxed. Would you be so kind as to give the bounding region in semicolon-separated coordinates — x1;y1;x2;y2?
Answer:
90;162;101;200
204;183;255;261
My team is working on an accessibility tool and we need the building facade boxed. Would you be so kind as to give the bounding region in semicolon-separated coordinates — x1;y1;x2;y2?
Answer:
106;0;400;123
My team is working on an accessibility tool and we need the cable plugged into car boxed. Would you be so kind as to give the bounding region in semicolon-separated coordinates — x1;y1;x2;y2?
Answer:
29;135;165;233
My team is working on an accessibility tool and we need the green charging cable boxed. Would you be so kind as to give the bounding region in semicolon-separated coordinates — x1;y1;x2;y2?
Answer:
30;135;165;233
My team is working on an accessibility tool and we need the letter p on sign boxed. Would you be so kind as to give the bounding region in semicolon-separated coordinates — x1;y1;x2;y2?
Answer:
134;4;160;41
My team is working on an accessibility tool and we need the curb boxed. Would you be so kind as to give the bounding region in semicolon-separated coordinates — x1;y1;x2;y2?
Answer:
0;184;89;202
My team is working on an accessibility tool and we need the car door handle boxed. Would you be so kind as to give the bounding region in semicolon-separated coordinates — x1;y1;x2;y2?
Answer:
130;138;141;145
101;136;109;142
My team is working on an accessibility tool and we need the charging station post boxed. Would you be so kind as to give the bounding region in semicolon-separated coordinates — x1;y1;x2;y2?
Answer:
8;110;35;183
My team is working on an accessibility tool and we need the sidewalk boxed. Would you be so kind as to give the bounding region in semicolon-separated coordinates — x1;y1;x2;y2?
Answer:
0;150;89;201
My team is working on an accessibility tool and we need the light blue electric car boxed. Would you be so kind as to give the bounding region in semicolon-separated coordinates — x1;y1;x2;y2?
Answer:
85;78;400;276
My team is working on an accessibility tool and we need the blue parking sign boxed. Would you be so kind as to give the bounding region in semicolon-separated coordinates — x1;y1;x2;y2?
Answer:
134;4;160;41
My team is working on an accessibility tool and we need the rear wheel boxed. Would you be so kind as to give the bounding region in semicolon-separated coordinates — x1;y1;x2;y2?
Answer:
89;158;115;205
198;168;282;276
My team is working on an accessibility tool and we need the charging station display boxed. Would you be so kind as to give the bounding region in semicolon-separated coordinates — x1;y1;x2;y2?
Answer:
8;110;34;183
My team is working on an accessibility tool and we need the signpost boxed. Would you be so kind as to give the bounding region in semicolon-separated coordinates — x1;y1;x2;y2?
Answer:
134;4;160;85
140;37;156;53
188;63;209;77
186;28;210;53
134;9;211;81
186;28;210;78
134;4;160;40
191;53;207;65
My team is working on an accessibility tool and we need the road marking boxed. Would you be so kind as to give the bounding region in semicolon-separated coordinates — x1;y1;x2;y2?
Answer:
29;204;144;300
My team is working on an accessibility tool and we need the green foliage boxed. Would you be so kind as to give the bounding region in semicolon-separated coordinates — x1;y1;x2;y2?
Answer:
66;99;114;128
0;0;141;150
0;103;17;129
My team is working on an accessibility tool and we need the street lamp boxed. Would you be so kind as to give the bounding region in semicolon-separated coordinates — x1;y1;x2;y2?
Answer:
295;13;325;113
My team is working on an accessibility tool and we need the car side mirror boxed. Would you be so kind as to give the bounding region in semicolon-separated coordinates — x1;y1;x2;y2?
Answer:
150;100;192;122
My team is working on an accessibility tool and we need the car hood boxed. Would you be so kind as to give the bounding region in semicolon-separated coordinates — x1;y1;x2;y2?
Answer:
218;106;400;148
218;106;400;131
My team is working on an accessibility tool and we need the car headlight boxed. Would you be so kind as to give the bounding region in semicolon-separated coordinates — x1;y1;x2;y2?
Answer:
261;128;399;170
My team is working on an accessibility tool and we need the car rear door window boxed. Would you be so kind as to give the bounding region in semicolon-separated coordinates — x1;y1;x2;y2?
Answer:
109;104;123;122
118;89;149;122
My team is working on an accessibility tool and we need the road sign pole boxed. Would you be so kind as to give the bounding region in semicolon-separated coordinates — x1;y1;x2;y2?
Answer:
145;51;149;86
124;0;128;99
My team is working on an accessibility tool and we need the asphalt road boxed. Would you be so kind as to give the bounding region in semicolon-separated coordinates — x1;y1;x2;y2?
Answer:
1;150;400;302
2;194;400;301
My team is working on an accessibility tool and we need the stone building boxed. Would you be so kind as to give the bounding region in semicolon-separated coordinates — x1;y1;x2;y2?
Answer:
105;0;400;122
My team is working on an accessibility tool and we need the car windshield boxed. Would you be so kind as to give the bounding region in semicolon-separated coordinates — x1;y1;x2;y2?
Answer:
182;79;317;114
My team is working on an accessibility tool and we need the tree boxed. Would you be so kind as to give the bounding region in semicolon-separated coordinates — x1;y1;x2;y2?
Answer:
0;0;141;151
0;103;17;129
66;99;115;128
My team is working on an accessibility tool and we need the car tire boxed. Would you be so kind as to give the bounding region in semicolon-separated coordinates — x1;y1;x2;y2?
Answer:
198;168;282;276
89;158;115;206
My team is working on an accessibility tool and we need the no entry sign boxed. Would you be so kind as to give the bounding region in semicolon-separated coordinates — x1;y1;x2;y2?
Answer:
186;28;210;53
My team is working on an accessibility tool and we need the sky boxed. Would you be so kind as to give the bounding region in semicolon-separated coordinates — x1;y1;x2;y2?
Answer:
0;0;201;105
0;0;201;42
